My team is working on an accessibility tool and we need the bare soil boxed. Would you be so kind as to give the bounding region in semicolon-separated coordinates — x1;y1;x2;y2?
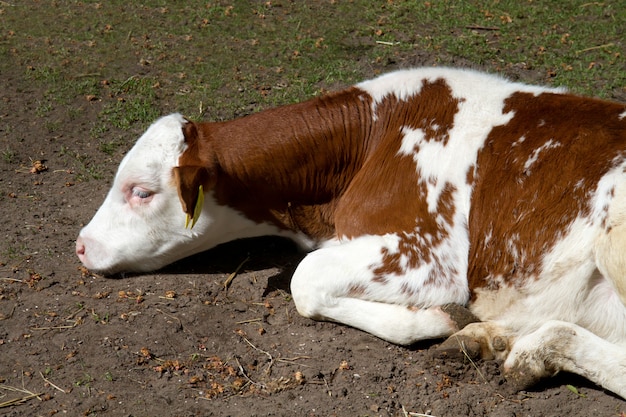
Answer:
1;5;625;417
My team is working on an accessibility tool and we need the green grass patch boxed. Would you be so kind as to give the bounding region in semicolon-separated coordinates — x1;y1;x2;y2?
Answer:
2;0;623;130
371;0;625;97
59;145;105;181
99;76;161;130
2;148;15;164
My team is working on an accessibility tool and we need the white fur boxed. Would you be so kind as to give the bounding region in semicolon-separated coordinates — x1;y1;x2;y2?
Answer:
522;139;561;172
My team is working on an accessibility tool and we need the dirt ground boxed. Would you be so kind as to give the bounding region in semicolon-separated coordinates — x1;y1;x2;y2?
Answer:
1;5;626;417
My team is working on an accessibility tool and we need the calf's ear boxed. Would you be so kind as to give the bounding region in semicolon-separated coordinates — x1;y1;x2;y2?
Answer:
172;166;216;229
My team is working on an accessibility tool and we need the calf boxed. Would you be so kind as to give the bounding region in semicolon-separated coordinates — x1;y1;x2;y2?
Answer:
76;67;626;398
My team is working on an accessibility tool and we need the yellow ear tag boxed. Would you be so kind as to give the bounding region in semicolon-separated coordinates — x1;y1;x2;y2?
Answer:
185;185;204;229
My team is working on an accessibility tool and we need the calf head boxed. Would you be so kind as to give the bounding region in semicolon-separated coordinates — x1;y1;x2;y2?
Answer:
76;114;257;274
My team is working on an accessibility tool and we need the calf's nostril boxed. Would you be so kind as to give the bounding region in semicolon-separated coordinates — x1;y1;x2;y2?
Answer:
76;237;86;257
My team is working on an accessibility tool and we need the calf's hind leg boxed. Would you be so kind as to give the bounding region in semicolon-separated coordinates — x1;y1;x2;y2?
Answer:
290;235;469;346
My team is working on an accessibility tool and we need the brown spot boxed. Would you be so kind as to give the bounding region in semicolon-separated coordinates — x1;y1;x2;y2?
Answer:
466;165;476;186
372;275;388;284
334;79;461;239
400;282;414;296
347;283;368;297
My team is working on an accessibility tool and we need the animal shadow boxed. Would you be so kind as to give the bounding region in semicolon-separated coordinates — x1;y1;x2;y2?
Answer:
160;236;305;295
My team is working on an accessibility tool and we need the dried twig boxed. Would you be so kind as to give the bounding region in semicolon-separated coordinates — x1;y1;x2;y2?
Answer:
0;278;23;283
30;304;85;330
375;40;400;46
239;334;313;375
155;308;182;329
279;355;312;363
75;73;102;78
449;335;488;384
401;405;437;417
64;305;85;320
234;356;264;389
576;42;614;54
235;317;263;324
0;384;43;408
0;392;41;408
241;335;274;374
39;372;67;394
223;256;250;290
119;74;139;89
30;324;77;331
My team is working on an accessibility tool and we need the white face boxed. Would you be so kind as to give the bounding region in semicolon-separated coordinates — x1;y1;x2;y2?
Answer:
76;114;202;273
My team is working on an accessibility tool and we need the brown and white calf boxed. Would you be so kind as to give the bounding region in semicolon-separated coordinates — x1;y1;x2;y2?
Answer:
76;67;626;398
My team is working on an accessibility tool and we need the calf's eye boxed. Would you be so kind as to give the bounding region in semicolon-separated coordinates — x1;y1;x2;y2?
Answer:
131;187;152;199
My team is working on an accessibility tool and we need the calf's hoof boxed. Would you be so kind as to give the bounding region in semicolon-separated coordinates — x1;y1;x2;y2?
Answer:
503;367;544;394
433;334;483;361
432;304;482;360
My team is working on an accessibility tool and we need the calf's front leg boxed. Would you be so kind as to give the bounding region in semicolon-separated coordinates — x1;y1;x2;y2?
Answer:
290;235;470;345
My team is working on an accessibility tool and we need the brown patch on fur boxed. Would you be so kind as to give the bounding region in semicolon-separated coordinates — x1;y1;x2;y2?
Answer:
468;92;626;292
466;165;476;186
323;79;462;239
